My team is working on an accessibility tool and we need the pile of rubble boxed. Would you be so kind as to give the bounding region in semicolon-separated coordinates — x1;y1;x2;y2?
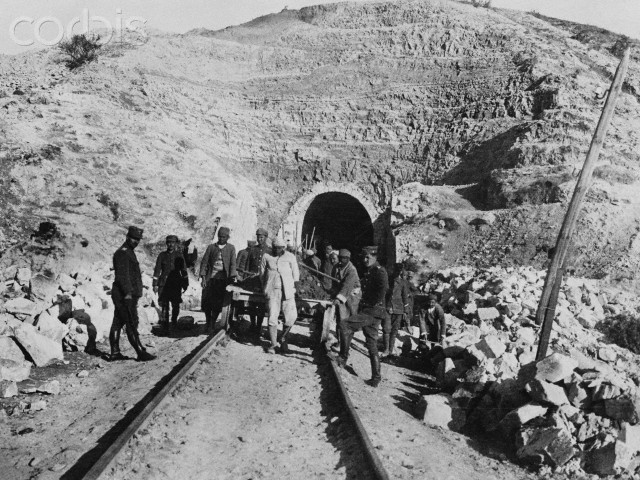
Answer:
0;262;199;400
409;266;640;477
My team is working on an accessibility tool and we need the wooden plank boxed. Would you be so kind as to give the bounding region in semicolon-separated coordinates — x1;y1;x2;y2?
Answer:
535;48;631;360
320;304;335;344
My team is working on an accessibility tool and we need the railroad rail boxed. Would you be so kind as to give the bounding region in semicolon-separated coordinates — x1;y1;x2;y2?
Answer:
79;288;390;480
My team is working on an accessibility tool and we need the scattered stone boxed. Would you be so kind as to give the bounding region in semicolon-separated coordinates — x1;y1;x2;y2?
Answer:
535;353;578;384
16;267;32;286
36;310;68;343
576;310;597;329
57;274;75;292
0;359;31;382
620;423;640;453
604;395;640;424
499;403;548;437
4;297;39;321
0;380;18;398
477;307;500;322
37;380;60;395
526;379;569;406
584;439;632;475
516;426;575;467
29;400;47;412
475;335;506;359
77;370;89;378
29;274;58;302
13;322;64;366
415;394;465;431
598;348;617;363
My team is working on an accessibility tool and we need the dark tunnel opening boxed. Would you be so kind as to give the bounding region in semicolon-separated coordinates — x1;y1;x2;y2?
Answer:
301;192;374;263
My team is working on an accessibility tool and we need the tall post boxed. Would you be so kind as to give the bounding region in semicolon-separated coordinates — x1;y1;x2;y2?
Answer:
535;48;630;361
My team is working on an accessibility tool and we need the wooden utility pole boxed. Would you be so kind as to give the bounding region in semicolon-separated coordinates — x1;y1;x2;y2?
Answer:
535;48;630;362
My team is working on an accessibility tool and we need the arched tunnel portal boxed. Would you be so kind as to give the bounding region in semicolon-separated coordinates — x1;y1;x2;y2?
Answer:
279;183;394;266
301;192;374;257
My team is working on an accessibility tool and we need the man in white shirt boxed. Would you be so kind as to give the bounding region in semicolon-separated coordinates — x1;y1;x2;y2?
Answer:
261;237;300;354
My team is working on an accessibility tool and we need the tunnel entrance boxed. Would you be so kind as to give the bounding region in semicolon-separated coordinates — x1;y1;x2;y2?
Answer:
301;192;374;260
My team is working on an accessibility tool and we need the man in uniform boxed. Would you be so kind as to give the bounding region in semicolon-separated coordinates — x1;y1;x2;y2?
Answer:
109;226;155;362
337;246;388;387
261;237;299;354
199;226;237;331
382;263;412;357
153;235;185;330
246;228;270;338
330;249;361;350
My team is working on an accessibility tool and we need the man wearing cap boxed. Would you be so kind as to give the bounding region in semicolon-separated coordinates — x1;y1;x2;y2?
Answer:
382;263;412;357
303;248;321;271
246;228;270;338
199;226;237;331
153;235;185;329
237;240;257;280
109;226;155;362
418;294;446;345
261;237;299;354
337;246;388;387
330;249;361;350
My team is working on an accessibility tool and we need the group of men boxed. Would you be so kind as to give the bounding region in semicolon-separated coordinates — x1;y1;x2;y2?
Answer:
107;225;447;387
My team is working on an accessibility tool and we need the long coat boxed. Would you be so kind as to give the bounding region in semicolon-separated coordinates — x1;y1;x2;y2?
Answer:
153;250;185;292
199;243;237;280
387;275;411;315
359;262;389;320
261;251;300;300
113;243;143;298
331;262;361;317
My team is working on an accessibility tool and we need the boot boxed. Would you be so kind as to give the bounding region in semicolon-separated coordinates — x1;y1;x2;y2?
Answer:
339;329;355;364
107;326;127;361
388;331;398;357
126;325;156;362
280;325;293;354
171;304;179;327
380;333;390;357
267;325;278;354
367;354;381;387
255;317;265;341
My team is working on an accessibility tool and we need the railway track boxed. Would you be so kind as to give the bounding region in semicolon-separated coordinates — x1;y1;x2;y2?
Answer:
78;321;390;480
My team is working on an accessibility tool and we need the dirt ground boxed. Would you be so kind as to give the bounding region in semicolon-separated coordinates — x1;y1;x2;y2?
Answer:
2;313;541;480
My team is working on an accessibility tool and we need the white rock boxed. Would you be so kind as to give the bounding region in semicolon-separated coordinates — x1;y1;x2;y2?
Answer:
475;334;506;359
16;267;32;286
477;307;500;322
0;358;31;381
4;297;40;320
36;310;68;343
57;274;75;292
0;336;26;363
415;393;465;431
13;322;64;366
536;353;578;383
0;380;18;398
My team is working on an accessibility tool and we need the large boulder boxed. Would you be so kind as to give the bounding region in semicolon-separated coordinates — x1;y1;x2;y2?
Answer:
535;353;578;383
29;273;58;303
415;394;465;431
36;310;68;343
4;297;40;321
516;426;575;467
604;395;640;424
13;322;64;366
0;380;18;398
498;403;548;437
475;334;506;359
584;439;632;476
0;336;26;363
526;379;569;406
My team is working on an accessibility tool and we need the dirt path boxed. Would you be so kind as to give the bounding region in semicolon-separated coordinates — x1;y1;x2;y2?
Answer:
339;332;537;480
105;321;374;480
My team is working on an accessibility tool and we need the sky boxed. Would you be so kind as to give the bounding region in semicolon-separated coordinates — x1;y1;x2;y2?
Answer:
0;0;639;55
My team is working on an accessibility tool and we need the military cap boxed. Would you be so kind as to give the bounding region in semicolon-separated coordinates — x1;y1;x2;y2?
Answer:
338;249;351;258
127;226;143;239
218;226;230;236
362;246;378;256
256;228;268;236
247;240;257;247
166;235;178;242
272;237;286;248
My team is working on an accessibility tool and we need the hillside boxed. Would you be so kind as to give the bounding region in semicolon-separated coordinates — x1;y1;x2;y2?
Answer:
0;0;638;285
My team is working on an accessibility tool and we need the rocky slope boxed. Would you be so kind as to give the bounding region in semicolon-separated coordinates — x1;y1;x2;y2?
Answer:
0;0;638;283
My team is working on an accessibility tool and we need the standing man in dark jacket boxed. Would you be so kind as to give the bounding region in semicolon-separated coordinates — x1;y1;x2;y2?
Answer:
246;228;270;338
338;246;388;387
153;235;185;330
419;294;446;344
382;263;412;357
321;243;335;291
199;226;237;331
236;240;256;280
109;226;155;362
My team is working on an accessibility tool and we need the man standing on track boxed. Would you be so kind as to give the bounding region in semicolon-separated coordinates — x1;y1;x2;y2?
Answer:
237;240;257;280
330;249;361;351
153;235;185;330
199;226;237;332
261;237;299;354
108;226;155;362
382;263;411;358
246;228;270;338
337;246;388;387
